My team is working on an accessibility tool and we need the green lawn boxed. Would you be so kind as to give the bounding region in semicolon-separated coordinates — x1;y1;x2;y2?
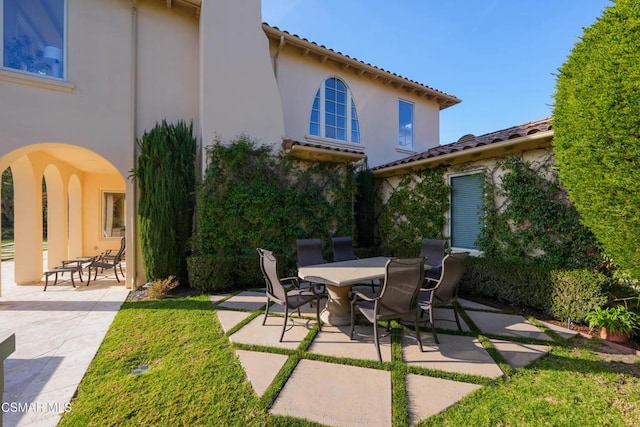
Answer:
58;294;640;426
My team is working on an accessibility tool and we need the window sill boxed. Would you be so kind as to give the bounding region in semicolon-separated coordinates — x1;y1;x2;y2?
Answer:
0;69;75;93
396;147;417;155
305;135;365;152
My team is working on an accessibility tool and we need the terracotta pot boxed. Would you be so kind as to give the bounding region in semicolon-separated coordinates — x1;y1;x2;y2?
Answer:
599;327;629;343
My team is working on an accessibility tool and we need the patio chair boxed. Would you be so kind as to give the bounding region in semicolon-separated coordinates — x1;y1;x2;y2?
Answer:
257;248;322;342
296;238;327;294
419;238;446;282
418;252;468;344
350;257;425;361
100;237;126;277
332;236;377;293
86;238;126;285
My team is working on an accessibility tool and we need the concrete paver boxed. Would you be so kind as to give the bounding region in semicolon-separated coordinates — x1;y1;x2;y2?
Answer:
216;310;253;334
406;374;481;424
270;359;392;427
490;339;550;369
229;314;316;350
402;333;505;378
234;350;289;396
307;325;391;362
465;311;554;341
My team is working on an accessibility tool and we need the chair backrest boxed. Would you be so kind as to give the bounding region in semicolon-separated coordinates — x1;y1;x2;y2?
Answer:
256;248;287;301
115;237;126;260
331;236;357;262
296;238;325;267
378;257;425;314
432;252;468;303
419;238;446;267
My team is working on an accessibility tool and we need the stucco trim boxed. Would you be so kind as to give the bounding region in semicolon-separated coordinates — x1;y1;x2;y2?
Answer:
0;69;76;93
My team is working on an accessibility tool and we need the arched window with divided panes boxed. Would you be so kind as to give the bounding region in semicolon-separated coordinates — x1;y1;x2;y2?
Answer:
309;77;360;143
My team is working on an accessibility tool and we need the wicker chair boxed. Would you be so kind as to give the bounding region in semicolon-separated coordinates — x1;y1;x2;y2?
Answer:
257;248;322;342
350;257;425;361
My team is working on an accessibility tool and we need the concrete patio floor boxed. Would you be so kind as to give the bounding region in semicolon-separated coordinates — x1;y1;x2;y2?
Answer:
1;257;129;427
213;290;579;426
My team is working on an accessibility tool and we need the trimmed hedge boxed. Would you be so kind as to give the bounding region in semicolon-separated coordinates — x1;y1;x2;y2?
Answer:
461;257;608;323
187;254;264;293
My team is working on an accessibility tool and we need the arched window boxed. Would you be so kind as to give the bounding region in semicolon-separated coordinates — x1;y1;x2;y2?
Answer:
309;77;360;143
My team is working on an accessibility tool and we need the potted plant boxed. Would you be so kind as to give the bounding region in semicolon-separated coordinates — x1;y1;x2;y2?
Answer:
585;305;640;343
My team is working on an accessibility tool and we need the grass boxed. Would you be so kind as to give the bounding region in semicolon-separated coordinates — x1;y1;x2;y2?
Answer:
58;294;640;426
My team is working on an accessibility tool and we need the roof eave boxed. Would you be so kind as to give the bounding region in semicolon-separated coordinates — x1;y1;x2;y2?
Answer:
262;24;461;110
284;144;366;164
373;130;554;178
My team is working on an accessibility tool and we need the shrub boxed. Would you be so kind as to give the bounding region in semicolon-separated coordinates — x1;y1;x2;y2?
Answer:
553;0;640;278
461;257;609;322
147;276;179;300
548;269;608;324
191;136;357;290
187;254;264;293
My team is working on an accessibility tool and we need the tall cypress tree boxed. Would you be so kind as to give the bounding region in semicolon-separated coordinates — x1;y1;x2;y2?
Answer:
131;120;196;283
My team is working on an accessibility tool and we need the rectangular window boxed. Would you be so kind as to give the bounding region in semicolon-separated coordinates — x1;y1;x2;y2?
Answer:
398;100;414;148
2;0;65;79
450;173;484;250
102;192;126;238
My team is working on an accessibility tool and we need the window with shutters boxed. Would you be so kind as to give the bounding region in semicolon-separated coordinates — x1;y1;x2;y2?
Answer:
449;172;484;251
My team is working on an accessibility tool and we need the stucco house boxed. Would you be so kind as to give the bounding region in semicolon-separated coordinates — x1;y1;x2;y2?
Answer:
0;0;549;295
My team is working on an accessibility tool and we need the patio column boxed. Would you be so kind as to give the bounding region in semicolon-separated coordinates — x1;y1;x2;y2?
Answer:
12;157;43;284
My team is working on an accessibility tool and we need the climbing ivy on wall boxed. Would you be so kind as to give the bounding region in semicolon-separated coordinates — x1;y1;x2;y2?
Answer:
477;156;602;268
376;167;449;256
192;136;356;272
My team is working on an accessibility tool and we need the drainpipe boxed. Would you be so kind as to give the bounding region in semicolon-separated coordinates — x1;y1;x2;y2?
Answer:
130;0;139;290
272;35;285;80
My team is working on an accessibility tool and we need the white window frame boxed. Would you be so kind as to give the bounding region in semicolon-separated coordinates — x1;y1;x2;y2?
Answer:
398;99;414;149
308;76;360;144
447;170;485;255
1;0;67;81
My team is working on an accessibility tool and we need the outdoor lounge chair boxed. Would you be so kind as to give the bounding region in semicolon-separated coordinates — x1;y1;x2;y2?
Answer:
86;238;126;285
350;257;425;361
418;252;468;344
419;238;446;281
257;248;322;342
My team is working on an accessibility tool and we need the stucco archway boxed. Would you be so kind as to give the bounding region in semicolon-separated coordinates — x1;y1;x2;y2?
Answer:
0;143;127;295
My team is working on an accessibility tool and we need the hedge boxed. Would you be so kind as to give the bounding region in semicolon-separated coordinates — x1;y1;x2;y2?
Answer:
461;257;608;323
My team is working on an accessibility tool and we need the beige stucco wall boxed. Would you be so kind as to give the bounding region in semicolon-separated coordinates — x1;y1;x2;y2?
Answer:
271;43;441;168
0;0;200;289
199;0;284;151
377;146;555;252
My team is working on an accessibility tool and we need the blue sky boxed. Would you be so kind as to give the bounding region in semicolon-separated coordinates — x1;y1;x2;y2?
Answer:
262;0;611;145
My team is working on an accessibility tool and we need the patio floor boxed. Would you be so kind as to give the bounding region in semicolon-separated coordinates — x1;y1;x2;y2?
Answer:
212;290;578;426
1;256;129;427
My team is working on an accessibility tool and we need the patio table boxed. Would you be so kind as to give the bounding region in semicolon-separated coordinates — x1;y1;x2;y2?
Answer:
298;257;432;326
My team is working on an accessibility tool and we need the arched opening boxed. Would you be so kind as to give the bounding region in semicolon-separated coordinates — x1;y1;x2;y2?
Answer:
0;143;127;294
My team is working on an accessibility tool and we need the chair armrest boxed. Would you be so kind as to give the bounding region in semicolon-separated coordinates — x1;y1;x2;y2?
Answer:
351;291;377;303
280;276;301;289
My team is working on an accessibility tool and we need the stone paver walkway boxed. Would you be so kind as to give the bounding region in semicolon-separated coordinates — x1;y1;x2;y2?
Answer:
212;290;579;426
1;256;129;427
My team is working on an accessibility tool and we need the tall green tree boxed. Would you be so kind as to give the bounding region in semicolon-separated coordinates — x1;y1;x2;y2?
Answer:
131;120;196;283
553;0;640;277
1;168;14;236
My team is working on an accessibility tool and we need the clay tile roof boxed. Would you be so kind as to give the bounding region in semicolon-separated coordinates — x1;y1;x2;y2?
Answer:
372;117;553;171
262;23;461;109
